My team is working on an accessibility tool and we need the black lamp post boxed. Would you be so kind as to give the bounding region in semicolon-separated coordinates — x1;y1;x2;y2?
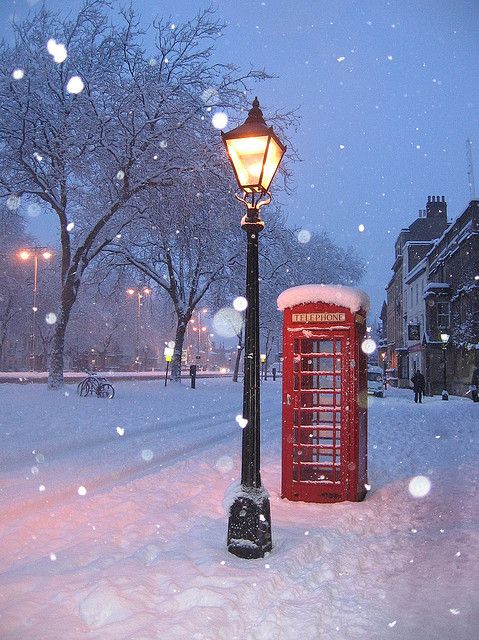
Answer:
221;97;286;559
440;332;450;400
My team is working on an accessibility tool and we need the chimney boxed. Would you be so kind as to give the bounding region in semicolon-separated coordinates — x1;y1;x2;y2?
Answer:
425;195;447;220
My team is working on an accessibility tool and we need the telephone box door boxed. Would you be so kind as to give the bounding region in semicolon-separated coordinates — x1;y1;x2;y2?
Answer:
282;329;353;503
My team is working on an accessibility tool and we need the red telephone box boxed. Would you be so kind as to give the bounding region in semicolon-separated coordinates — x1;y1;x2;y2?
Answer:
278;284;369;503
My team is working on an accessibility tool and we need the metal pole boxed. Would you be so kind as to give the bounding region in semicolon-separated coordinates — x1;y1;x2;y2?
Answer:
197;309;201;355
30;253;38;371
241;225;261;487
442;346;448;400
227;212;272;559
136;292;141;372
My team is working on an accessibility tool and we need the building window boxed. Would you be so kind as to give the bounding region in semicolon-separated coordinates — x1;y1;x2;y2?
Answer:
437;302;450;329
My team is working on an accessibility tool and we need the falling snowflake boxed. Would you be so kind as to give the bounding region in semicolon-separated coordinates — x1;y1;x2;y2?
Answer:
6;195;20;211
45;312;57;325
215;455;234;473
233;296;248;312
141;449;154;461
12;68;24;80
47;39;67;64
66;76;84;94
212;112;228;130
235;415;248;429
66;222;74;231
361;338;376;354
408;475;431;498
297;229;311;244
358;224;365;232
116;427;125;436
78;486;87;496
337;56;346;62
213;307;243;338
27;203;41;217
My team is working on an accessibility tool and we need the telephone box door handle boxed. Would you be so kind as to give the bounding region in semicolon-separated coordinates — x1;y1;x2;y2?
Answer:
286;393;292;405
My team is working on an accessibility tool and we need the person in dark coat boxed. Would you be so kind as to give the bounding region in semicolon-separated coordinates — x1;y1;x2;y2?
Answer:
471;366;479;402
411;370;426;403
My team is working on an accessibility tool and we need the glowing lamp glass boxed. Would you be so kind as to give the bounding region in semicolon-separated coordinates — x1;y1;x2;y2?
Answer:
127;288;135;295
19;250;30;260
222;98;286;194
42;251;52;260
224;135;284;193
440;333;450;343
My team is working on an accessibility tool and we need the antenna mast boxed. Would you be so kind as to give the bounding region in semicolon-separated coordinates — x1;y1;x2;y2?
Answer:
466;138;476;199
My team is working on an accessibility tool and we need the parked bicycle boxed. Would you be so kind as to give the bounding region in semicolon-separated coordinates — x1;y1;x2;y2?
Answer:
77;370;115;399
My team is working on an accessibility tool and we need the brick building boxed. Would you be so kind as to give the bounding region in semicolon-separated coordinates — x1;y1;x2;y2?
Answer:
385;196;449;387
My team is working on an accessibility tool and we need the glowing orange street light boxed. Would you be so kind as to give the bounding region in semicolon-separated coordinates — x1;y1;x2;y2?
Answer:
127;286;151;371
17;247;53;371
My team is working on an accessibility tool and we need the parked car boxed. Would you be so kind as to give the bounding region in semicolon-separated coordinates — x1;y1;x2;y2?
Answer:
368;365;385;397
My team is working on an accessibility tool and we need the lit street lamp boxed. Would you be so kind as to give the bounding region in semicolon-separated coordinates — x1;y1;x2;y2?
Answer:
192;308;208;360
440;332;450;400
127;286;151;371
222;97;286;558
18;247;53;371
260;352;266;381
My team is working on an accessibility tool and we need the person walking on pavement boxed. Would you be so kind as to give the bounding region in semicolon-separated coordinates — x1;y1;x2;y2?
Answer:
411;370;426;403
471;365;479;403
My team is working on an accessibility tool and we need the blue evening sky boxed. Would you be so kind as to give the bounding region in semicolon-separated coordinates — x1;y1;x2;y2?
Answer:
2;0;479;318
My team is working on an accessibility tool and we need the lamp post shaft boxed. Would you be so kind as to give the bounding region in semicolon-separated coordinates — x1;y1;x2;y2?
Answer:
136;293;141;372
30;253;39;371
443;346;447;395
227;214;272;559
241;224;261;488
197;309;201;356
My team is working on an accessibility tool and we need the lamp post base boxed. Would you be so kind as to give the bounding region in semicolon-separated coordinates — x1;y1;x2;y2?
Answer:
227;489;272;559
442;390;449;401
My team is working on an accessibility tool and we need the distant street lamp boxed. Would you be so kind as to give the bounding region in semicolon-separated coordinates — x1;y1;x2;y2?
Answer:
164;344;174;387
222;97;286;558
260;353;267;381
127;286;151;371
440;332;450;400
18;247;53;371
192;308;208;358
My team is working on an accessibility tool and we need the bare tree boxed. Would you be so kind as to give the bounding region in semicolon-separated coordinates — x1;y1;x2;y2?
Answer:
0;1;269;387
105;169;244;381
0;211;32;369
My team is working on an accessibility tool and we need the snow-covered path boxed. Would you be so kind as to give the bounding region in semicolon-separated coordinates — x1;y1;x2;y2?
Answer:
0;380;477;639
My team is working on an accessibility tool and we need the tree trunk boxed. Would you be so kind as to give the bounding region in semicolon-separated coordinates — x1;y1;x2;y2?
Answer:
48;284;76;389
232;332;243;383
170;319;187;382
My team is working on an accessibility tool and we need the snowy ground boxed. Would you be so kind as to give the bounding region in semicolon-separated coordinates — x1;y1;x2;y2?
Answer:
0;379;477;640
